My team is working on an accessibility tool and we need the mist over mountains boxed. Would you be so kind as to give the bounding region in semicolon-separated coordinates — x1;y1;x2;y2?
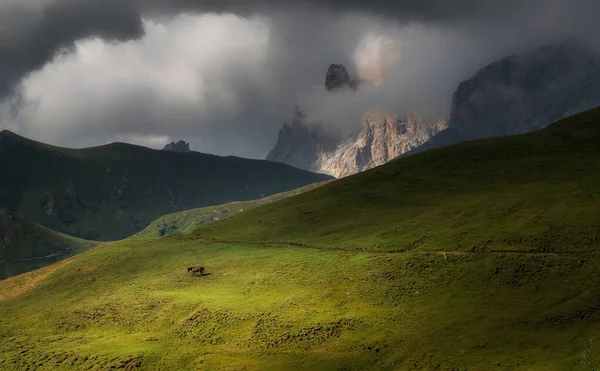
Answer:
267;40;600;177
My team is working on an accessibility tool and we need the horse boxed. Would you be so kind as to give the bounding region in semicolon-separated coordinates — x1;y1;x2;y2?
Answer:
187;266;205;276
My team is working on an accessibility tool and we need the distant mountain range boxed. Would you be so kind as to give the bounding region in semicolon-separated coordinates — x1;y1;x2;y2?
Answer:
0;131;331;240
267;42;600;176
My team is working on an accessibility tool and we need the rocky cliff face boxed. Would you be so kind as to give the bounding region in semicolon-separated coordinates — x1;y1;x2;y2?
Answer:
404;42;600;156
317;113;447;178
267;108;447;178
267;64;447;177
163;140;190;152
266;106;340;172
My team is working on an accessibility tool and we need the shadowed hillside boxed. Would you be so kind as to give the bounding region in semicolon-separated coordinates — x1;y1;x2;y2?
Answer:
133;181;328;238
0;209;95;279
0;131;331;240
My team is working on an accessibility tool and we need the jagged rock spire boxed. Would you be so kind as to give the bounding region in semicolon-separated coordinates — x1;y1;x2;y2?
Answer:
162;140;190;153
325;64;359;91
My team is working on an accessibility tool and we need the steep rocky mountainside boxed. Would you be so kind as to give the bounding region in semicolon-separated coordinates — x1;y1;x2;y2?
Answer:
317;113;446;178
404;42;600;156
267;64;447;177
0;130;331;240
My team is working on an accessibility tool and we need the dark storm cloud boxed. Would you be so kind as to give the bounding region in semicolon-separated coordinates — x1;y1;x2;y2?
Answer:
2;0;599;99
0;0;144;98
137;0;538;23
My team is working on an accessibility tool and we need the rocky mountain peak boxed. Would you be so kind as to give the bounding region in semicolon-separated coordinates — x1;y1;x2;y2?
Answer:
267;107;447;178
449;42;600;137
267;64;447;177
398;41;600;159
325;64;359;91
162;140;190;153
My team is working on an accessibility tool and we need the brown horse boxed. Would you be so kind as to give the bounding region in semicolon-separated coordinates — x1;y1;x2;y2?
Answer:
187;266;205;276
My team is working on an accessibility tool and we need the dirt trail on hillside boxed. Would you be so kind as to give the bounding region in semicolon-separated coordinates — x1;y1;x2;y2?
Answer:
192;237;600;257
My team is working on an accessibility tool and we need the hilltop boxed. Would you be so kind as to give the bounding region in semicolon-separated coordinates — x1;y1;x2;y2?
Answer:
0;131;331;240
0;209;95;279
2;108;600;369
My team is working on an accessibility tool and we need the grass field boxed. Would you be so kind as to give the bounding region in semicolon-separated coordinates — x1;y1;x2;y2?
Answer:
2;239;600;370
2;108;600;369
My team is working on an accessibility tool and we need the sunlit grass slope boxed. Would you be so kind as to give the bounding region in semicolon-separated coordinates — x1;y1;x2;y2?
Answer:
133;182;328;238
2;108;600;369
1;238;600;370
0;209;96;279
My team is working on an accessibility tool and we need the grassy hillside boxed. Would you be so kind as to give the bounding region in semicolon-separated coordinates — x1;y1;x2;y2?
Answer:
196;107;600;254
2;108;600;369
133;182;328;238
0;131;331;240
0;209;95;280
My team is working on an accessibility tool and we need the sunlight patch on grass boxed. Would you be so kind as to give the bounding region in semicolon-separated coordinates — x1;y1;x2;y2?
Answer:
0;257;75;303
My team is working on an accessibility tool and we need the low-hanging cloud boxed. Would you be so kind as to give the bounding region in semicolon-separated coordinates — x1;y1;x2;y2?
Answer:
1;0;599;157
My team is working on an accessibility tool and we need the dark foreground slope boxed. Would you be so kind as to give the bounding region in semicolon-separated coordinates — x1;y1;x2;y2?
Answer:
2;109;600;369
0;210;95;279
0;131;331;240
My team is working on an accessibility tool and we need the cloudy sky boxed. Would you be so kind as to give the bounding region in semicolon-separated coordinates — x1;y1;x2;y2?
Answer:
0;0;598;158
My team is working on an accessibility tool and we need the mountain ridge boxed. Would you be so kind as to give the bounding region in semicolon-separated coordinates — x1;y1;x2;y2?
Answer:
0;131;332;240
404;42;600;156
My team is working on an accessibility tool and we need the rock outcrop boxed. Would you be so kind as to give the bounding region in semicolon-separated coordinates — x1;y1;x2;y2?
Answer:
163;140;190;153
317;113;447;178
325;64;359;91
404;42;600;156
266;107;339;172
